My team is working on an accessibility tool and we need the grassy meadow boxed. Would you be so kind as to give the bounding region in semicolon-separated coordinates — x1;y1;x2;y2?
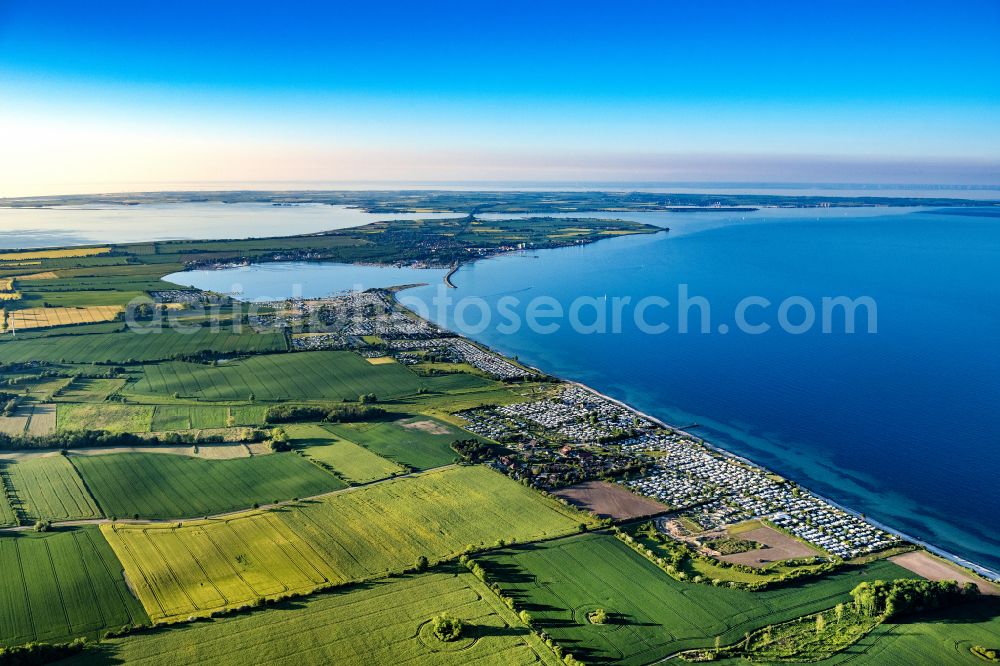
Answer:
56;403;155;433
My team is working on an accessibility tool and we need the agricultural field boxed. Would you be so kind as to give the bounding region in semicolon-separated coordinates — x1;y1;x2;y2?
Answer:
16;289;145;309
0;328;288;364
0;528;149;647
2;455;102;522
286;423;405;483
24;403;57;436
228;405;268;426
53;378;127;402
128;351;425;401
56;403;155;433
150;405;230;431
0;479;16;526
67;568;559;666
5;305;123;330
0;247;111;261
71;452;345;519
806;599;1000;665
322;414;470;471
478;533;915;665
0;407;31;435
102;465;591;621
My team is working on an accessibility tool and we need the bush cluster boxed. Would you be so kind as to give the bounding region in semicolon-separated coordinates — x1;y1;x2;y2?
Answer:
264;403;386;424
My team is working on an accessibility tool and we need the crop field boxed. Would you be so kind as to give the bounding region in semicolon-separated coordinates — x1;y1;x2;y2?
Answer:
286;424;405;483
71;568;560;666
18;289;145;309
0;247;111;261
71;452;345;519
478;533;915;665
54;378;127;402
6;305;123;330
0;328;288;364
0;409;30;435
151;405;230;431
3;455;102;521
24;403;57;436
0;479;16;526
807;600;1000;665
102;466;590;621
0;528;149;647
322;415;470;470
228;405;267;425
57;403;154;433
129;351;425;401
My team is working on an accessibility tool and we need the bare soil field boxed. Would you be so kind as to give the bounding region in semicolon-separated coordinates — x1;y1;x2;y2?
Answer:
890;550;999;595
400;418;451;435
554;480;669;520
720;525;819;567
25;404;56;436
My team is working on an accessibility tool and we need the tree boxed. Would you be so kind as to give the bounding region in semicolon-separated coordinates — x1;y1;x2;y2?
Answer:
430;614;463;642
414;555;429;572
587;608;608;625
519;610;534;627
815;612;825;635
835;602;845;623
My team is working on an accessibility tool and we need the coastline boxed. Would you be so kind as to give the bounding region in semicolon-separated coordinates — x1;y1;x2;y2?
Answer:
392;287;1000;584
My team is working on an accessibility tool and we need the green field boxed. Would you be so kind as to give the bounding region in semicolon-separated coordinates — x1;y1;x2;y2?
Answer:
805;599;1000;665
286;423;405;483
3;455;102;521
67;568;559;666
478;533;916;665
71;452;345;519
0;328;287;364
102;465;591;621
323;415;469;470
57;403;155;433
128;351;425;401
228;405;268;425
0;479;17;526
150;405;230;431
0;528;149;647
54;378;127;402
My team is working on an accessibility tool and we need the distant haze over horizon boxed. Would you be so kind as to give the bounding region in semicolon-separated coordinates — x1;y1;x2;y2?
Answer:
1;0;998;197
3;181;1000;202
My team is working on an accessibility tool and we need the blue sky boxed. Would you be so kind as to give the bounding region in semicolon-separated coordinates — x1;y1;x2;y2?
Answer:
1;1;998;195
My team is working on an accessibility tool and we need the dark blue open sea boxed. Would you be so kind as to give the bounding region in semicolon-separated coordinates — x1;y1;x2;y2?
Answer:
179;205;1000;575
403;207;1000;574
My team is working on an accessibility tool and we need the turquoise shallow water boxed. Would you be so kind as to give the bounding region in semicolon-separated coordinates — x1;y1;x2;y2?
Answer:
183;207;1000;574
